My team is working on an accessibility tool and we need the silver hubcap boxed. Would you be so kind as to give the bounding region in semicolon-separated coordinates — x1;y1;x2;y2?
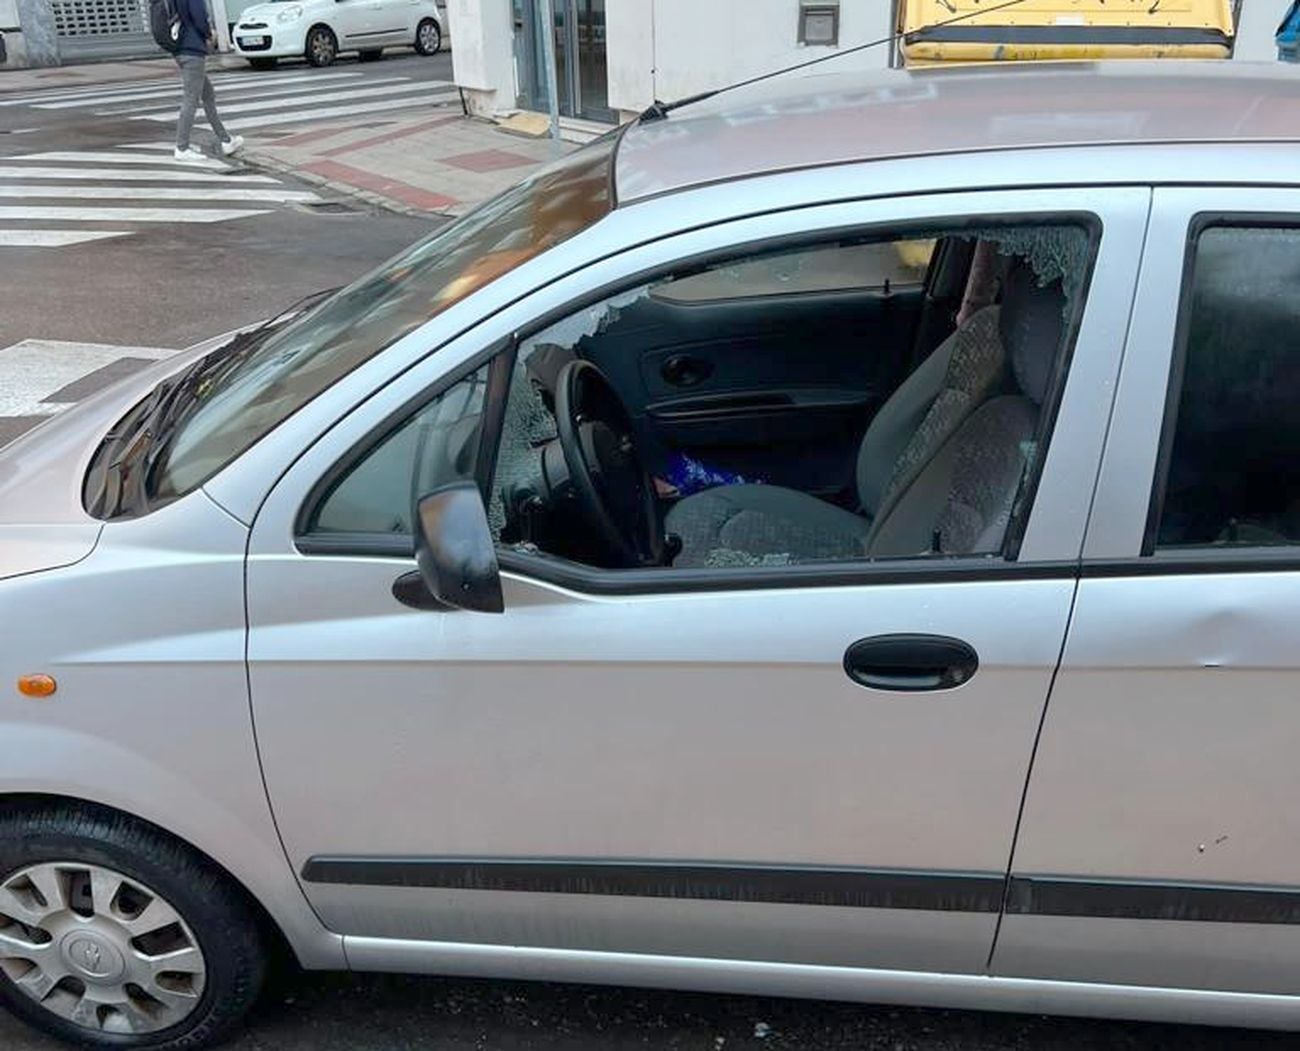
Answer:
419;23;437;50
312;33;332;60
0;862;206;1035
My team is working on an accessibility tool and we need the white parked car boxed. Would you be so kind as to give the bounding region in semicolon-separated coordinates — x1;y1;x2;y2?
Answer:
231;0;444;68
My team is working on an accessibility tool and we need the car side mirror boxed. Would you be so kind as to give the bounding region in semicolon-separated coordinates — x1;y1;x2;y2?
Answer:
411;481;504;614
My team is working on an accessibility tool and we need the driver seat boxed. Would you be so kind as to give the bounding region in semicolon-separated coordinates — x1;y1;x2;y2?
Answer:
665;262;1064;566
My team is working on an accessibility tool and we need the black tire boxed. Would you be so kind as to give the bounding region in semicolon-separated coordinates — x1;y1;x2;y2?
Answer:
358;48;384;62
248;57;277;70
305;25;337;67
0;803;266;1050
414;17;441;56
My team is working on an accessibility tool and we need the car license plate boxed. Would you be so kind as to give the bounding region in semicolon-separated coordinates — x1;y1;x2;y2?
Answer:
241;35;269;46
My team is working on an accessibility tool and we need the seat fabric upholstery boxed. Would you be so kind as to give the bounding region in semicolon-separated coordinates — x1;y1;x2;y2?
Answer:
865;265;1066;557
666;484;869;567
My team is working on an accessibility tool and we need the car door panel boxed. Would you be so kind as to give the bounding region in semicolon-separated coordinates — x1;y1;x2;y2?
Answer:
993;572;1300;995
332;0;375;45
248;553;1074;972
370;0;410;42
992;187;1300;994
244;187;1144;976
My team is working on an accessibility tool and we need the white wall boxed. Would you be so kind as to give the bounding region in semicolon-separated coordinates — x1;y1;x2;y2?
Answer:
606;0;896;114
448;0;516;115
606;0;654;115
1236;0;1291;60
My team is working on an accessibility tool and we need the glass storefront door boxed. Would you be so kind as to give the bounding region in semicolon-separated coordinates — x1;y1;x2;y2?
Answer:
513;0;613;123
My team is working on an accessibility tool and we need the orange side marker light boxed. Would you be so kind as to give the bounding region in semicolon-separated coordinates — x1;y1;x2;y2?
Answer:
18;674;57;698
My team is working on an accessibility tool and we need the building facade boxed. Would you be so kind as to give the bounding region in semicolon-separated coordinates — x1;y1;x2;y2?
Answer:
446;0;1291;127
0;0;1288;88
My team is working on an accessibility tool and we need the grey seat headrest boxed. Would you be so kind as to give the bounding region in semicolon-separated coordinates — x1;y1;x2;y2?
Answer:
998;262;1066;406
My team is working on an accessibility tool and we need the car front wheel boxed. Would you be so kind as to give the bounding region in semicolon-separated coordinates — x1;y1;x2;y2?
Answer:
305;25;338;67
0;804;266;1050
415;18;441;55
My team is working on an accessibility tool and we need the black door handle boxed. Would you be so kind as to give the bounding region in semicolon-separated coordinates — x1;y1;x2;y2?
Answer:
661;354;713;388
843;634;978;692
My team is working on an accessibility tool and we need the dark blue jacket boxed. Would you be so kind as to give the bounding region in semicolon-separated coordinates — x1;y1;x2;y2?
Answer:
177;0;211;56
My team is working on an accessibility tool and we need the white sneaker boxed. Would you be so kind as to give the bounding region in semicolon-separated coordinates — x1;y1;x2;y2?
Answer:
219;135;244;157
173;146;207;163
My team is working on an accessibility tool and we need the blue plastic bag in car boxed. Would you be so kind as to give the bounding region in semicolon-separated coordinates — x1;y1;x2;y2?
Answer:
661;453;763;496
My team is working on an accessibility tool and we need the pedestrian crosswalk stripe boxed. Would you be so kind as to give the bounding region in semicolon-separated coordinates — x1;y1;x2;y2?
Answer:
135;79;441;118
0;230;132;248
0;79;173;106
0;166;278;184
96;75;413;116
175;89;460;132
43;71;368;110
0;68;363;106
206;68;369;87
0;185;321;203
8;70;457;134
0;340;176;420
15;150;230;171
0;205;272;223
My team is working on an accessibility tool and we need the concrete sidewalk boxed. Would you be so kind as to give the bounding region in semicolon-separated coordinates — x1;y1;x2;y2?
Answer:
242;111;574;218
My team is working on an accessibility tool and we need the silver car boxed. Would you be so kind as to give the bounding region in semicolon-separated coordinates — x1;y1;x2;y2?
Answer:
3;60;1300;1048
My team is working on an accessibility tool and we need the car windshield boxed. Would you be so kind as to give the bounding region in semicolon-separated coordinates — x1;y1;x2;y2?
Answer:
143;136;615;507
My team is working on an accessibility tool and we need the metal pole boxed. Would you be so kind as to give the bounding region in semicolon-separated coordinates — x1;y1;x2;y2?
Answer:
537;0;563;150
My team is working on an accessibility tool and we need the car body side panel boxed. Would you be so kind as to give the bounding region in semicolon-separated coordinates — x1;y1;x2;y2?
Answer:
0;524;100;581
0;492;342;969
995;186;1300;994
341;935;1300;1031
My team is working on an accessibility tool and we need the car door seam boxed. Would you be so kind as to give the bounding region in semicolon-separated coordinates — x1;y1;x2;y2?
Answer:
984;571;1081;972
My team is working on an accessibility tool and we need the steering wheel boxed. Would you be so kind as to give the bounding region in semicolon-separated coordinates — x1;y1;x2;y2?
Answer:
554;360;663;568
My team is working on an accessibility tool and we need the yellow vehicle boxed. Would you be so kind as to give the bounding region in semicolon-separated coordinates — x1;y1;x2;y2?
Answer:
899;0;1235;66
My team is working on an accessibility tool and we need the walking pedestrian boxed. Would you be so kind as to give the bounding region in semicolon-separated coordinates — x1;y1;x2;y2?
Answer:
173;0;243;163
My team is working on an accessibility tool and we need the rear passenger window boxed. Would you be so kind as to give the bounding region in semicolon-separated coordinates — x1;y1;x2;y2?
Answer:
1154;224;1300;549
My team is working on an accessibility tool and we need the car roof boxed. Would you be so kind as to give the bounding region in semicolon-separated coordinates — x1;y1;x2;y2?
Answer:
613;61;1300;202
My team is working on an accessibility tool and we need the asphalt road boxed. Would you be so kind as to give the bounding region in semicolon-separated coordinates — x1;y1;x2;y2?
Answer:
0;49;1291;1051
0;51;452;348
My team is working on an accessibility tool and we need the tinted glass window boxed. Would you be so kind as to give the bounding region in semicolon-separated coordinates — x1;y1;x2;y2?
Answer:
1154;226;1300;549
306;366;489;537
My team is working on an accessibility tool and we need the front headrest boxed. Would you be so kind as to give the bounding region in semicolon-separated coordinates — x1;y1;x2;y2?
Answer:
998;261;1066;405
